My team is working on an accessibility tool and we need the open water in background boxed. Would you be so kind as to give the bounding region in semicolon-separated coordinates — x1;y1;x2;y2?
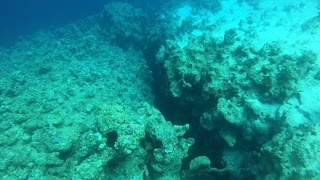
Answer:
0;0;107;45
0;0;170;46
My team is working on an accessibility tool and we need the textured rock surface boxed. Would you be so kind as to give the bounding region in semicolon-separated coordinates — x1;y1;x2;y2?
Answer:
260;124;320;179
0;24;193;177
0;0;319;179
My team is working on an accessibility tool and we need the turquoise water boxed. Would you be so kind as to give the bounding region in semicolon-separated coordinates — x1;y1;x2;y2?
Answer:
0;0;319;179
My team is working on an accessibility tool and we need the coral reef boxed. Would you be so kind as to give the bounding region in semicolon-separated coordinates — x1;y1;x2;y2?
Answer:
156;30;315;148
98;2;149;49
260;124;320;179
0;0;319;179
153;0;320;178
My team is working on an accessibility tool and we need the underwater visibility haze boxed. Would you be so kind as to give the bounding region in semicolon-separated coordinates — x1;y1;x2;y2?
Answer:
0;0;320;179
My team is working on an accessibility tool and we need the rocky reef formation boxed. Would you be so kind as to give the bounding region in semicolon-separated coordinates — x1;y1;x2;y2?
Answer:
153;0;320;178
0;0;320;179
260;124;320;179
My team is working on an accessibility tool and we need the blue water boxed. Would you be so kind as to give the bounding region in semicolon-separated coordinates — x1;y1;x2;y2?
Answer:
0;0;106;45
0;0;169;45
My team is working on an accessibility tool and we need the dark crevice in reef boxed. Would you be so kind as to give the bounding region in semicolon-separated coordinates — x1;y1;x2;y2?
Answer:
144;53;263;176
141;22;262;179
143;43;197;126
143;43;178;120
183;126;226;167
143;43;229;178
143;41;206;123
106;131;118;147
